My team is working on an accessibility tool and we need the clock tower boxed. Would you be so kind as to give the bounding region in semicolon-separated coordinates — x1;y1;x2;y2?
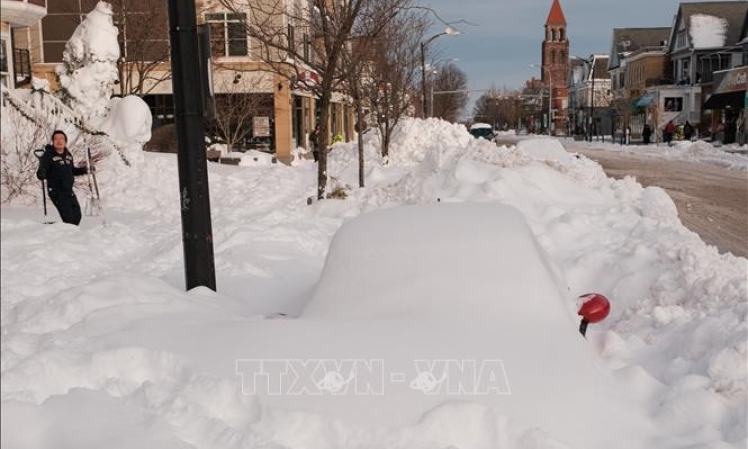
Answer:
542;0;569;134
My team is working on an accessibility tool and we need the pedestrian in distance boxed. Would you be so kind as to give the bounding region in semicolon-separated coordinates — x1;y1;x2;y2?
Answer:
683;121;694;141
642;123;652;145
35;130;89;225
664;120;676;145
309;124;320;162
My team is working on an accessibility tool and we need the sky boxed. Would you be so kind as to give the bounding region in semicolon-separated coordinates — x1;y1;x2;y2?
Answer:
421;0;690;114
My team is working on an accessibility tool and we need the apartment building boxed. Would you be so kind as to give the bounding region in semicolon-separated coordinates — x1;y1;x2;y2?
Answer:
1;0;46;88
19;0;354;163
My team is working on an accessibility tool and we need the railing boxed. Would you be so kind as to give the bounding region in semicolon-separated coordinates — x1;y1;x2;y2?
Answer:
2;85;131;166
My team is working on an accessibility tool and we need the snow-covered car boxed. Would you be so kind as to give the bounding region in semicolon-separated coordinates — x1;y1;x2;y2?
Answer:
296;202;668;449
468;123;496;142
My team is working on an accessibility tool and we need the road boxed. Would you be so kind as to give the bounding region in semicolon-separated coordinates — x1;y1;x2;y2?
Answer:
567;145;748;259
496;137;747;258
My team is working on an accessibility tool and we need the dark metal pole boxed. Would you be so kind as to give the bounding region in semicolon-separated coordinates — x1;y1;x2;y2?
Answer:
589;56;595;142
168;0;216;291
421;42;427;119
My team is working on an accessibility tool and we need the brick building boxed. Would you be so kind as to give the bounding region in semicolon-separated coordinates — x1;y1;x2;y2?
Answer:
541;0;569;134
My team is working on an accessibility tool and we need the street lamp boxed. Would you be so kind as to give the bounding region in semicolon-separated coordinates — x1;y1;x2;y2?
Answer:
530;63;552;136
429;57;459;118
575;54;596;141
421;26;460;118
589;55;595;142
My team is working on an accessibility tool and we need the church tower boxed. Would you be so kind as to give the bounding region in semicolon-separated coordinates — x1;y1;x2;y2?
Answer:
542;0;569;134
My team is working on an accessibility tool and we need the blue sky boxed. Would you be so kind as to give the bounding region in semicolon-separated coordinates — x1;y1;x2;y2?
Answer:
421;0;690;114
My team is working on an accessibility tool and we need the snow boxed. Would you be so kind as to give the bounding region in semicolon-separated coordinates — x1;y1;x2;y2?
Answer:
2;117;746;448
99;96;153;146
547;137;748;171
56;1;120;122
689;14;728;49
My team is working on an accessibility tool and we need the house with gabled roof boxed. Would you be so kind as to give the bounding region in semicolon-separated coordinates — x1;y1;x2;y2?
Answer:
650;1;748;142
606;27;671;138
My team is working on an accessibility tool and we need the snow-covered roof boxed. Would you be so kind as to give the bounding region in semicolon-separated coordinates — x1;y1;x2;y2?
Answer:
676;1;748;51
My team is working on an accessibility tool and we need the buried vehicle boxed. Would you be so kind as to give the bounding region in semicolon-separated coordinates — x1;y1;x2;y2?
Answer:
290;202;675;448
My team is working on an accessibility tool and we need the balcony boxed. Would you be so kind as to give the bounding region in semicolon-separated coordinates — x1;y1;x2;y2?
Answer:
1;0;47;27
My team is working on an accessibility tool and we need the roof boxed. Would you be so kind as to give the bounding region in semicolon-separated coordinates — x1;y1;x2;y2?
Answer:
545;0;567;26
592;55;611;79
611;27;671;54
677;1;748;49
609;27;671;69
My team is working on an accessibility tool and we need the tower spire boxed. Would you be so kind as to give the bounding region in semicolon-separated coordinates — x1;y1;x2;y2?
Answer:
546;0;567;26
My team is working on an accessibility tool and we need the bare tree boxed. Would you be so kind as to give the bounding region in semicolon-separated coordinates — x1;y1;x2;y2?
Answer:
217;0;413;199
472;87;524;130
430;63;467;122
110;0;172;96
338;4;426;184
209;71;273;154
0;106;49;204
359;8;429;159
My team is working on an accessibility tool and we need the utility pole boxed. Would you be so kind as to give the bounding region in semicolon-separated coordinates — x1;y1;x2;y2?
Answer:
589;55;595;142
420;27;460;118
167;0;216;291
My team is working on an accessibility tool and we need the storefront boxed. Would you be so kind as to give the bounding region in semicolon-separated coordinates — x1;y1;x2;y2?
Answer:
702;66;747;144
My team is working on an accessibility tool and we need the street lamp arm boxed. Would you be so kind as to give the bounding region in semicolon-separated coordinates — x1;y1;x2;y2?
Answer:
420;27;460;119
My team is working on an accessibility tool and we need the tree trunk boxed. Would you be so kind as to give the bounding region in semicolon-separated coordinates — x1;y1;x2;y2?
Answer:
357;106;365;188
317;93;332;200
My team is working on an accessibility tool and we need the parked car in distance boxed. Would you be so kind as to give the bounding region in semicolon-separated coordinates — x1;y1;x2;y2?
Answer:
469;123;496;142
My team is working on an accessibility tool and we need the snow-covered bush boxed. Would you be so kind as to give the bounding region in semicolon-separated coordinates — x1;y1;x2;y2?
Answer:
56;1;119;124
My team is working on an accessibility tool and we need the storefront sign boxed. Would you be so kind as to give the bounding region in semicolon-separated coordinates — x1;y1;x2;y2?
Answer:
253;116;271;137
713;66;748;94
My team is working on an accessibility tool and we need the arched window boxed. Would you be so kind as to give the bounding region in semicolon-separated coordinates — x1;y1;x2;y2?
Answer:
551;29;556;41
559;28;565;41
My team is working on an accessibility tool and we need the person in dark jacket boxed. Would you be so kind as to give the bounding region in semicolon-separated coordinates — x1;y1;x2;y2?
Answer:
683;121;694;141
309;124;320;162
36;130;88;225
642;124;652;144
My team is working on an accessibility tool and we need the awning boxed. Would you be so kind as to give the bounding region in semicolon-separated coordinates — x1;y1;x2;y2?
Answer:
702;90;745;110
635;95;655;108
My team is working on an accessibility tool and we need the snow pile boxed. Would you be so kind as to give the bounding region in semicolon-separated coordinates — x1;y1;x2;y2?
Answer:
1;119;747;448
98;95;153;165
56;1;120;122
689;14;728;49
99;96;152;145
569;137;748;171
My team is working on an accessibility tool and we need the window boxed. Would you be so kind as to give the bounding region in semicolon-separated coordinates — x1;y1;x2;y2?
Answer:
0;38;8;79
551;29;556;42
664;97;682;111
560;50;566;64
206;12;247;57
144;94;175;126
550;50;556;64
559;28;565;41
675;31;686;49
288;24;295;52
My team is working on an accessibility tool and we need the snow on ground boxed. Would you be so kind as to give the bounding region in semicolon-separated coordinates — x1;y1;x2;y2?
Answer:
1;118;747;448
506;131;748;172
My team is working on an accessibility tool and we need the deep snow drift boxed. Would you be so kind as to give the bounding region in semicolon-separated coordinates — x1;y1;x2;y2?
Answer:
1;118;746;448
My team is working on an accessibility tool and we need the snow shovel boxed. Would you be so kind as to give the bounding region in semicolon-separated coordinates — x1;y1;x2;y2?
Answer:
33;149;54;224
